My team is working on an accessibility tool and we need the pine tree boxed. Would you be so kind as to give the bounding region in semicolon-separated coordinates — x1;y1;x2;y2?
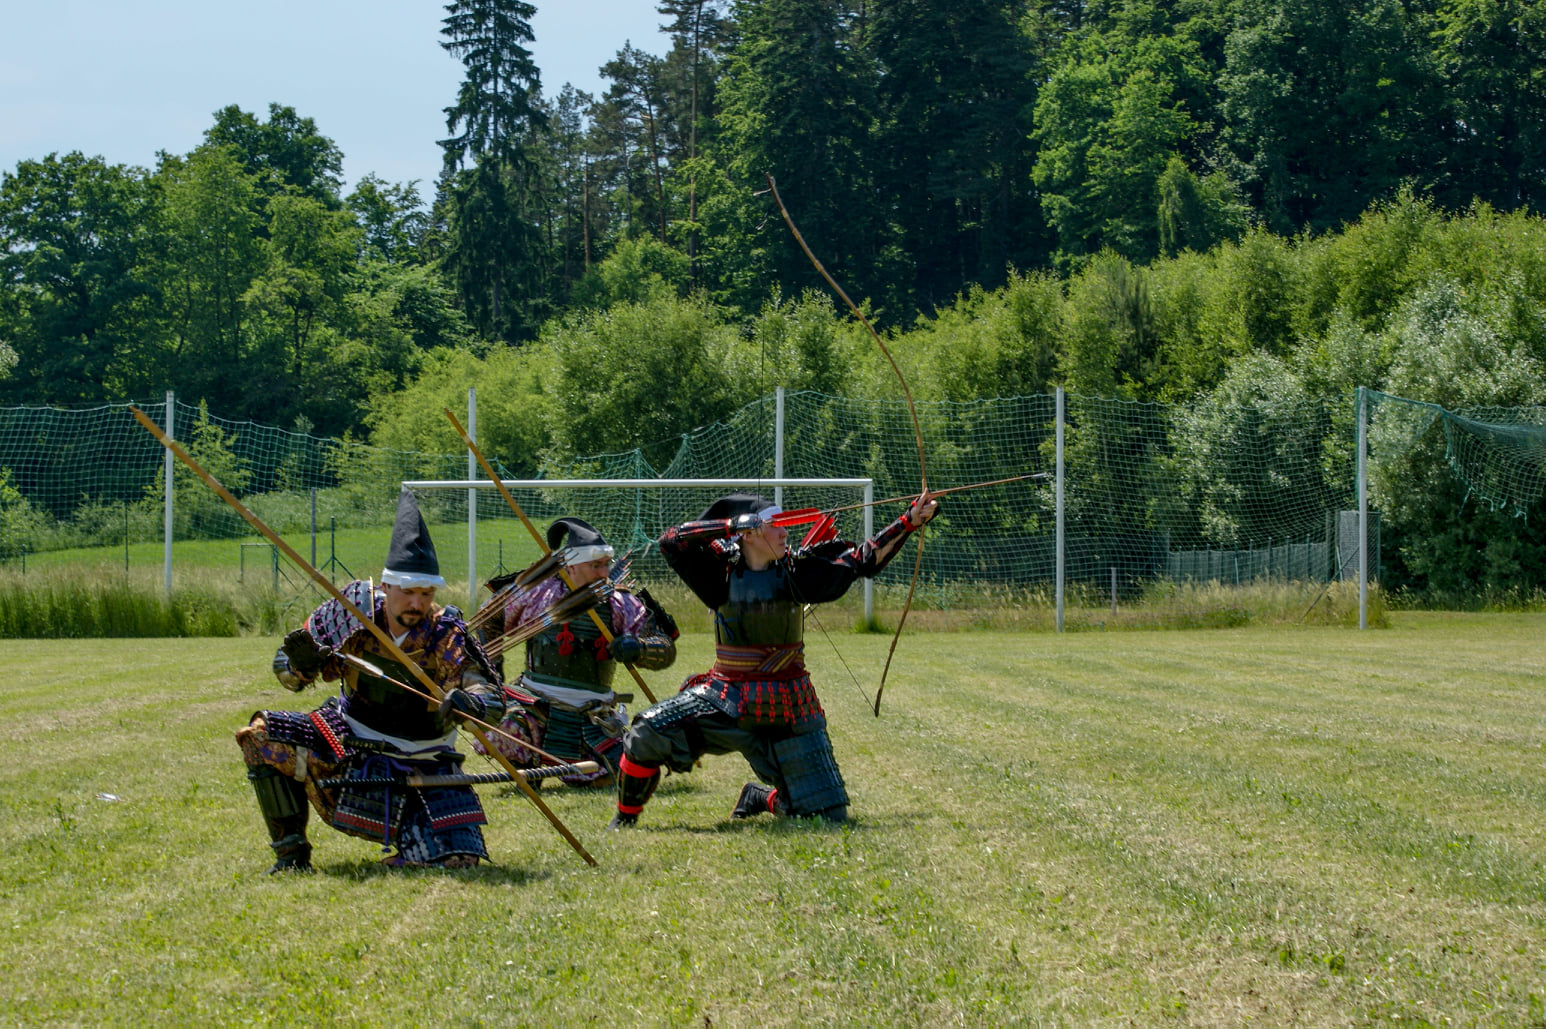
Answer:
438;0;551;341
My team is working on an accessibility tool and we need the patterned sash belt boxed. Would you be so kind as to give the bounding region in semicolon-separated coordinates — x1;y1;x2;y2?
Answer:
688;641;824;729
712;642;805;677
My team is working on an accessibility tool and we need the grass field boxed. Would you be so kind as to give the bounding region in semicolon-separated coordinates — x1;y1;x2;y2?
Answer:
2;616;1543;1026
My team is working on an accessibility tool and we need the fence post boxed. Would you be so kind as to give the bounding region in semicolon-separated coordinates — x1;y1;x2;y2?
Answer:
862;480;874;629
1357;386;1368;629
467;387;478;612
163;391;174;595
1055;387;1065;633
774;386;785;510
310;487;317;568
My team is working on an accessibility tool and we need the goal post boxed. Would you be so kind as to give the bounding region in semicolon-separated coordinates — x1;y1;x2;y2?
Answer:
404;477;876;624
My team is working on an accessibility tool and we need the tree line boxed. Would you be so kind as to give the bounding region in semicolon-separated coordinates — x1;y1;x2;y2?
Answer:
2;0;1545;595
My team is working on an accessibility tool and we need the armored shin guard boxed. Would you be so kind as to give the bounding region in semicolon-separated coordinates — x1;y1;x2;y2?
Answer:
247;762;312;872
610;754;660;828
771;731;849;822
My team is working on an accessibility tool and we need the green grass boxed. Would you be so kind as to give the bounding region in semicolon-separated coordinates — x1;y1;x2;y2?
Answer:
2;615;1543;1025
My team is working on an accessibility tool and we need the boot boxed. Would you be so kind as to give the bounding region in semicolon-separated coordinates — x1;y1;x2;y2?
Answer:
268;822;313;873
248;762;313;873
732;782;775;819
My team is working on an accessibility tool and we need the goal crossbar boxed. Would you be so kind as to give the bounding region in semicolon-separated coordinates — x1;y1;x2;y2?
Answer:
405;477;876;622
403;478;874;489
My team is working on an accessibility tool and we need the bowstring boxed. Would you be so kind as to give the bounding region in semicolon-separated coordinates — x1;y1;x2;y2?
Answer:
803;599;876;713
753;229;872;712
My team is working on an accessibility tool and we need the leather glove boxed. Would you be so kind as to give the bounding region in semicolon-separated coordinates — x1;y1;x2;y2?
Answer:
281;627;330;678
609;633;644;664
437;687;482;723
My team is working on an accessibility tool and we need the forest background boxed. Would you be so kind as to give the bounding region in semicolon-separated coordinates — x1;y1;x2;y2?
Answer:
2;0;1545;601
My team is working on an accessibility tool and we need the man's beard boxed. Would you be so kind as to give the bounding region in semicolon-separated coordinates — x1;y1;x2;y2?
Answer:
393;609;424;630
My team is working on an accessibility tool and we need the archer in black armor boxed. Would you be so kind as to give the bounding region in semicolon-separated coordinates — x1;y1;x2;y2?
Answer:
610;490;938;828
236;490;508;871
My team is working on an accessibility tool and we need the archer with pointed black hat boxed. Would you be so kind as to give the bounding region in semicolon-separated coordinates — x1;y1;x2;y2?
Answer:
235;488;510;871
610;487;938;829
475;515;679;788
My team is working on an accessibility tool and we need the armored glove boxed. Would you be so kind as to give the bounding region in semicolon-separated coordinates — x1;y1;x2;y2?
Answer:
281;627;330;679
609;633;644;664
438;687;482;723
635;584;679;640
731;511;764;534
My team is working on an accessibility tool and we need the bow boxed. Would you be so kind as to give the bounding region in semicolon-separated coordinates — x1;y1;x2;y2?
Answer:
765;173;929;717
129;405;598;867
319;761;601;789
443;409;660;705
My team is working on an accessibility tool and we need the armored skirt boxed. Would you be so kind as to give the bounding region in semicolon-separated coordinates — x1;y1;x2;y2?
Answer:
237;697;491;865
623;642;849;819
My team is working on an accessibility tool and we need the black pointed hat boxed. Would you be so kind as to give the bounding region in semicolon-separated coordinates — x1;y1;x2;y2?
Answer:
698;492;780;522
548;517;614;566
381;489;445;588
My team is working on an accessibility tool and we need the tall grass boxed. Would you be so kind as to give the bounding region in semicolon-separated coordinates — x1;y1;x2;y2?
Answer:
0;565;1388;639
0;567;290;638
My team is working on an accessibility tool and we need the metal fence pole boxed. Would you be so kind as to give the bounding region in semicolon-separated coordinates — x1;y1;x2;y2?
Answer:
467;387;478;611
774;386;785;510
1357;386;1369;629
1056;387;1066;633
163;391;174;595
863;481;874;628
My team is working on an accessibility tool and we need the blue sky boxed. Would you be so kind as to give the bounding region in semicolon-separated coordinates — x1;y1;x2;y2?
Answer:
0;0;670;193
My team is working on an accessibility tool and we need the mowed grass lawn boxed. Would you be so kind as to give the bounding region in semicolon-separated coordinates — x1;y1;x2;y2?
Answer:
1;615;1543;1027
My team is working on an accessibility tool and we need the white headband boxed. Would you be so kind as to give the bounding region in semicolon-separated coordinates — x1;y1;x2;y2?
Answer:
381;568;446;588
563;544;615;566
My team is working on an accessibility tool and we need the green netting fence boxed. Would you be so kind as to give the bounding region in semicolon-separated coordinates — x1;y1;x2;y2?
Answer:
2;388;1542;618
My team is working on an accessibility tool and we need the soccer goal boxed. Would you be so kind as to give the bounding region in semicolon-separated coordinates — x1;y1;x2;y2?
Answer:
403;476;877;622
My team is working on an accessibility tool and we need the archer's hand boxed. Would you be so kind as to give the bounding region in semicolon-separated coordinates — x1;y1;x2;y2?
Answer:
438;688;481;723
731;511;764;534
281;627;331;679
905;490;939;529
609;633;644;664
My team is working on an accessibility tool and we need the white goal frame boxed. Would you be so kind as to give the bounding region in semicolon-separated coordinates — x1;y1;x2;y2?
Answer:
404;476;876;621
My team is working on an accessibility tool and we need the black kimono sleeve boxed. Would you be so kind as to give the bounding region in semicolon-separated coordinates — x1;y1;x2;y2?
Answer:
789;513;921;604
658;518;737;609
